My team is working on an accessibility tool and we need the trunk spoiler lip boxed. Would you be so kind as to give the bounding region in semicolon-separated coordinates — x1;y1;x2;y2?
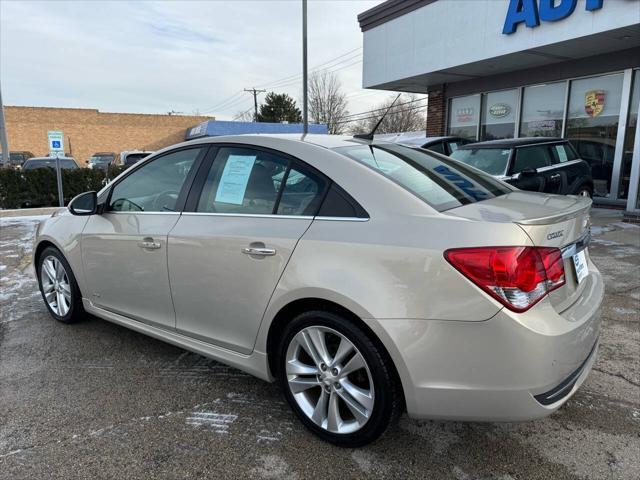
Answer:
514;197;592;226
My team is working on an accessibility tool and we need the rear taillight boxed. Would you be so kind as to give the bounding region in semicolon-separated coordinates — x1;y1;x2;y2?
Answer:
444;246;565;312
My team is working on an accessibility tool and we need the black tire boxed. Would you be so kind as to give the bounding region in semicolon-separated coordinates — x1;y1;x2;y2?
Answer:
276;310;402;447
36;246;85;323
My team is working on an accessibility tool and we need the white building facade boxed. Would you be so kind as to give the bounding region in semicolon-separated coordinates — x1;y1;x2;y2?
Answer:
359;0;640;216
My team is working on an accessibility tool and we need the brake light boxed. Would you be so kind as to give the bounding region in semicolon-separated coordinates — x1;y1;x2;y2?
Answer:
444;246;565;312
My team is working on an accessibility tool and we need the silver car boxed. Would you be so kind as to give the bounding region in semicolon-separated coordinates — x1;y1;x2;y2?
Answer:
34;134;603;447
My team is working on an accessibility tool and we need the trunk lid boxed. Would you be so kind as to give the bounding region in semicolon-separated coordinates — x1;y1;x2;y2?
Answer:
446;191;592;312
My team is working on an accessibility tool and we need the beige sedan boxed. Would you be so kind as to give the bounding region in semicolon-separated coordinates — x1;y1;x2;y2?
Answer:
34;134;603;446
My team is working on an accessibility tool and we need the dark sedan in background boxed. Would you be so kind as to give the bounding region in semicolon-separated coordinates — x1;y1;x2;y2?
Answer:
449;138;594;197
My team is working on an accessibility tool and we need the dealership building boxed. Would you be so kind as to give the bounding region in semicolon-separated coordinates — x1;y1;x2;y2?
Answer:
359;0;640;216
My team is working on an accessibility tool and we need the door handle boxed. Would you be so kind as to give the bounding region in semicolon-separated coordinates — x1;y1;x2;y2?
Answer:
138;238;161;250
550;173;561;179
242;246;276;256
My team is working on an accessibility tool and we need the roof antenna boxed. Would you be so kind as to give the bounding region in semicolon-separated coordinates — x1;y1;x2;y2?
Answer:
353;93;402;141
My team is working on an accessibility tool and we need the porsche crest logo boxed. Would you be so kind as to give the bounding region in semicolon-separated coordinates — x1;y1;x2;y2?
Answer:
585;90;605;118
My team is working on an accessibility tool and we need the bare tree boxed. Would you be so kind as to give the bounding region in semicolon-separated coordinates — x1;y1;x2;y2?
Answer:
348;94;427;135
308;71;349;134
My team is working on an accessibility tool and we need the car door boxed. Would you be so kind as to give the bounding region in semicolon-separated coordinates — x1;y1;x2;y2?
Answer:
82;146;208;328
509;145;558;193
548;142;585;194
168;145;329;354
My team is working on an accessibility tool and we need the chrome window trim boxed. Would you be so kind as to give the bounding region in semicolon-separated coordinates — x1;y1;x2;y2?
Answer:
314;216;370;222
181;212;314;220
105;211;180;215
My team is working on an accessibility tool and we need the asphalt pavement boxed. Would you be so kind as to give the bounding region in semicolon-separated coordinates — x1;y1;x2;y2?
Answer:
0;210;638;479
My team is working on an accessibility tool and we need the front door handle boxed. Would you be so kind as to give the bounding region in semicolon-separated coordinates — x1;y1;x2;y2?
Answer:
138;238;161;250
550;173;561;180
242;246;276;256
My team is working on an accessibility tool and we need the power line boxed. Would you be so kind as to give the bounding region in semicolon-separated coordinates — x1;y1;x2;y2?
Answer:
199;46;362;115
244;88;266;121
339;97;428;121
334;104;428;125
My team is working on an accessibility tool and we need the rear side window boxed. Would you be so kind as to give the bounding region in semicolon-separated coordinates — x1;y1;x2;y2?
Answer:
318;183;368;218
335;144;511;212
449;148;511;176
512;145;552;172
425;142;445;154
549;143;578;164
196;147;327;216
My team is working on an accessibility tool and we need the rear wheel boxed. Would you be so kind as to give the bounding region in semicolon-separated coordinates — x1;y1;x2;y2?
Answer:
37;246;85;323
277;310;402;447
573;184;593;198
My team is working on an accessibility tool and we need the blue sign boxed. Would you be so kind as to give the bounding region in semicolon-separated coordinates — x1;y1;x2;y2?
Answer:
52;140;61;148
503;0;604;35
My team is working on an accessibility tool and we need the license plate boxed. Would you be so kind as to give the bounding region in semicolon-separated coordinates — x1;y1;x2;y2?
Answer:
572;250;588;284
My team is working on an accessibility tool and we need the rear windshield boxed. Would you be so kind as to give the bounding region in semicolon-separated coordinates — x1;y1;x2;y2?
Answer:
124;153;150;165
449;148;511;176
23;159;77;170
89;155;113;163
334;144;512;211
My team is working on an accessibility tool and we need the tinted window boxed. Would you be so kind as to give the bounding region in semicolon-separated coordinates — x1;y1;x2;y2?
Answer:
109;148;201;212
23;159;77;170
425;142;445;154
449;148;511;176
197;147;327;216
549;143;578;164
318;183;368;218
512;145;552;172
276;166;327;216
335;144;511;212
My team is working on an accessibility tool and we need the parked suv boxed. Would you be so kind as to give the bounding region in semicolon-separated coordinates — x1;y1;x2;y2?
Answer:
87;152;116;170
450;138;593;197
8;151;35;168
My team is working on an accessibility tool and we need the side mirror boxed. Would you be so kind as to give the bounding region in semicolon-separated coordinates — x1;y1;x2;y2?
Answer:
68;191;98;216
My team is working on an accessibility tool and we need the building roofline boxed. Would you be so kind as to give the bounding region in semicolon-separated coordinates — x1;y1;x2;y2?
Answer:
358;0;438;32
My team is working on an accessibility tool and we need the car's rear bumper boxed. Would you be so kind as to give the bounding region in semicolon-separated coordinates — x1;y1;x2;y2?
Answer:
370;265;604;421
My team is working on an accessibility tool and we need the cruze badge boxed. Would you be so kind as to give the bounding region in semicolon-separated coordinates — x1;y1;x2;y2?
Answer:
547;230;564;240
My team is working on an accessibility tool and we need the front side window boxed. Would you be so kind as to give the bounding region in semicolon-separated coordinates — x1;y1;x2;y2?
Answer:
449;148;511;176
335;144;511;212
512;145;552;173
197;147;326;216
109;148;201;212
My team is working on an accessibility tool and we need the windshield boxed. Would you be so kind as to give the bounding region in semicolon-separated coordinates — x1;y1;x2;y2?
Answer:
449;148;511;176
89;156;113;163
334;144;512;211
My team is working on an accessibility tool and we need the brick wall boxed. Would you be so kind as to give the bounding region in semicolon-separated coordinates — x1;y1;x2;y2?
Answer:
426;85;446;137
4;106;213;165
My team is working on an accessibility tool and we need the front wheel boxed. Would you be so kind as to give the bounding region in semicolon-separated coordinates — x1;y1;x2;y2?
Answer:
37;246;85;323
573;184;593;198
277;311;402;447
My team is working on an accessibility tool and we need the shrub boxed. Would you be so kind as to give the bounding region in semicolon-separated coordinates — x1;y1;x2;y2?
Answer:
0;165;128;209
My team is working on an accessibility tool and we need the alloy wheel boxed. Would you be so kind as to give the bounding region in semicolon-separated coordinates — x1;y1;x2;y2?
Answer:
285;326;375;434
40;255;72;316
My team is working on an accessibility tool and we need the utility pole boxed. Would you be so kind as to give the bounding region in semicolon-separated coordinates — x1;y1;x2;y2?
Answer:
0;80;9;166
302;0;308;134
244;88;266;122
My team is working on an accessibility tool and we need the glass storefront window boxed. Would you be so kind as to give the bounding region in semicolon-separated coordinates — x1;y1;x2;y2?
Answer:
620;70;639;200
519;82;566;138
480;89;518;141
566;72;624;199
448;95;480;140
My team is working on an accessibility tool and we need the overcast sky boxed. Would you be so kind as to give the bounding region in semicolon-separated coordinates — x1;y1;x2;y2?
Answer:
1;0;395;121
